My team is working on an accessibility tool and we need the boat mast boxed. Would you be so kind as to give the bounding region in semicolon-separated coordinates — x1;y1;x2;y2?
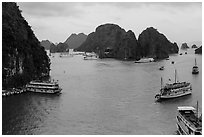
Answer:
196;101;199;121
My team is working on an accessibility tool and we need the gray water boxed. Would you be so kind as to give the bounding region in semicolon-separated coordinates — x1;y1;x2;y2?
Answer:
2;49;202;135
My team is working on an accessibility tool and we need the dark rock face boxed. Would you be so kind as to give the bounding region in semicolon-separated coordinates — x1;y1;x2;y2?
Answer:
50;42;69;53
138;27;179;59
191;44;198;48
64;33;87;49
195;46;202;54
40;40;53;50
181;43;189;49
2;2;50;89
77;23;141;60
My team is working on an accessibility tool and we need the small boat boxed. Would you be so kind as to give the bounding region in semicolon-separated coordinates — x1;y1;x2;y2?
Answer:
176;101;202;135
166;58;170;60
155;70;192;101
84;52;98;60
135;58;154;63
180;53;183;55
171;61;175;64
26;80;62;94
192;58;199;74
185;52;187;54
159;66;164;70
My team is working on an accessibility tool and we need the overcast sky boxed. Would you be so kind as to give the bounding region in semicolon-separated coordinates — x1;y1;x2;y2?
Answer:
18;2;202;44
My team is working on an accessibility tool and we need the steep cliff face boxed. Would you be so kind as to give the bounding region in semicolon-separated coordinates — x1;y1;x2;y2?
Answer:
195;46;202;54
77;24;141;60
138;27;179;59
64;33;87;49
2;2;50;88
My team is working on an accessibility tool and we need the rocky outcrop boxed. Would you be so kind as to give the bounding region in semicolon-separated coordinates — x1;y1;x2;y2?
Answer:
77;23;141;60
2;2;50;89
191;44;198;48
50;42;69;53
195;46;202;54
181;43;189;49
77;24;178;60
138;27;179;59
64;33;87;49
40;40;53;50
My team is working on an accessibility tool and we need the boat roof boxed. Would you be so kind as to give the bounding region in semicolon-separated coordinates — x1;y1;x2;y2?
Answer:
177;106;196;111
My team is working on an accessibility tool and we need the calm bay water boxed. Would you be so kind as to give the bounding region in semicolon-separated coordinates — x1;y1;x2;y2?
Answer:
2;49;202;135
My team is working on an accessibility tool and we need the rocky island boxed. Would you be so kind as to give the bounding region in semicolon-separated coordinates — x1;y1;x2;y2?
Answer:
138;27;179;59
2;2;50;89
181;43;189;49
191;44;198;48
64;33;87;49
77;24;179;60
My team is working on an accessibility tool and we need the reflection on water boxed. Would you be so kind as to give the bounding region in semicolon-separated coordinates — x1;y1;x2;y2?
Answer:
2;49;202;135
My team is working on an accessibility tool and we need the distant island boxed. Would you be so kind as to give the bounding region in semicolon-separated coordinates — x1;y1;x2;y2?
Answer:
40;40;53;50
181;43;189;49
191;44;198;48
76;23;179;60
2;3;50;89
64;33;87;49
41;33;87;53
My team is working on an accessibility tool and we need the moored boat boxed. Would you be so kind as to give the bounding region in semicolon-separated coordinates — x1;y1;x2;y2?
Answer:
176;102;202;135
26;80;62;94
192;58;199;74
155;70;192;101
84;52;98;60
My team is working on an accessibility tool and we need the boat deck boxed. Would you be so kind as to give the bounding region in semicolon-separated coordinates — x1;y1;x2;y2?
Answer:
179;111;202;128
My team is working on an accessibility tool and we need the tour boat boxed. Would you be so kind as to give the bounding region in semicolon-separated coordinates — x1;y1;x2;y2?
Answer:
135;58;154;63
26;80;62;94
192;58;199;74
176;102;202;135
84;52;98;60
155;70;192;101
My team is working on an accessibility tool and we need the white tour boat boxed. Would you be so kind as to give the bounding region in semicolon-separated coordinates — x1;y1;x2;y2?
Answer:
155;70;192;101
176;102;202;135
26;80;62;94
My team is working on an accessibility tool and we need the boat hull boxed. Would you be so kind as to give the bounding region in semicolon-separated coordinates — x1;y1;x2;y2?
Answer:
155;90;192;101
26;87;62;94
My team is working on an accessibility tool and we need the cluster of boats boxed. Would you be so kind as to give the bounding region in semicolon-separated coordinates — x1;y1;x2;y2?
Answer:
155;58;201;135
2;88;26;97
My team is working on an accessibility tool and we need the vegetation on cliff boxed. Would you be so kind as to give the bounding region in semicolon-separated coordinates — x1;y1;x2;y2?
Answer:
77;24;141;60
138;27;179;59
77;24;178;60
2;2;50;89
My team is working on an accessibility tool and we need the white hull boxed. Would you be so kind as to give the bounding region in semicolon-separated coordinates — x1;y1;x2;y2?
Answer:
160;90;192;99
26;87;61;94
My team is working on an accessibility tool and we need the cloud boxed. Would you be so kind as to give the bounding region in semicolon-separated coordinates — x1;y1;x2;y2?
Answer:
18;2;83;18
